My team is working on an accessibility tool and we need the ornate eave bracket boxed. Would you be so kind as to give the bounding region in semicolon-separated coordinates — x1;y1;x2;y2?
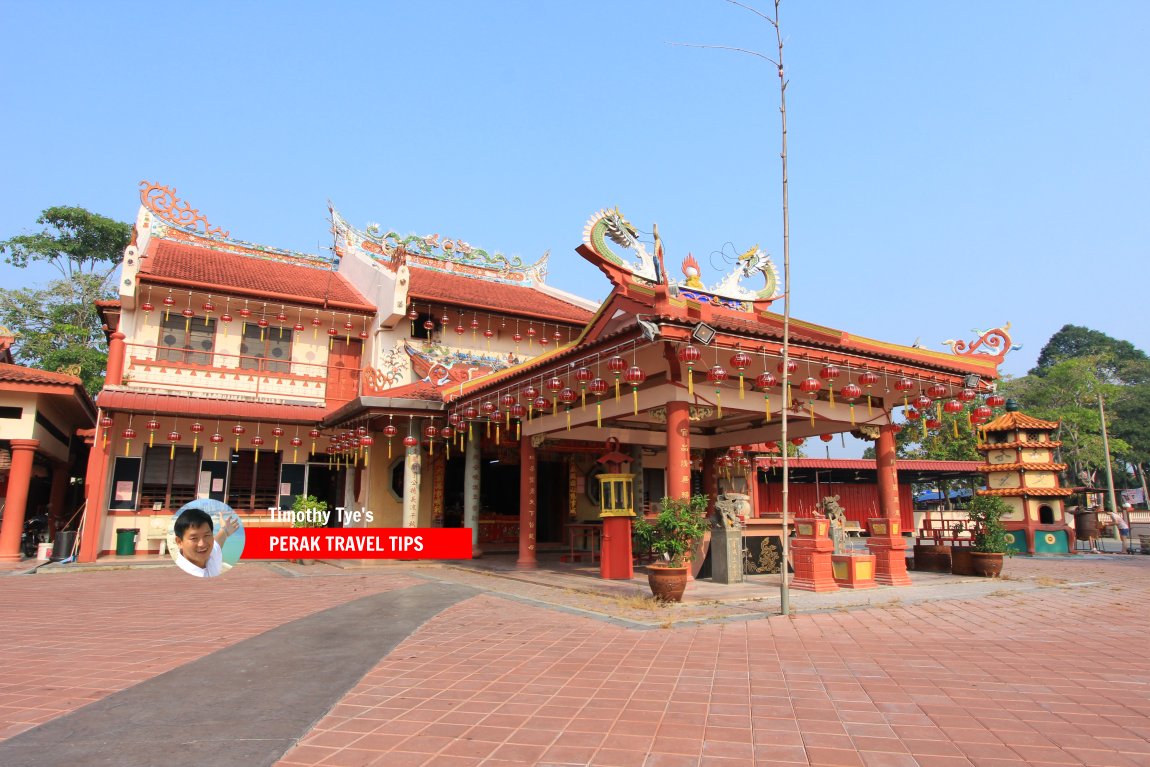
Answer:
943;323;1017;366
139;181;229;238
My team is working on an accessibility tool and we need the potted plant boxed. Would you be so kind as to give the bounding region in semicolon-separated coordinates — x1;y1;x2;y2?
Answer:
967;495;1010;577
633;494;709;601
292;494;329;565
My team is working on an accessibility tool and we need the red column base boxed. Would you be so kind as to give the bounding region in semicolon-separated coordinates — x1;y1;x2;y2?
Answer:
600;516;634;580
867;537;912;586
790;539;839;592
832;553;877;589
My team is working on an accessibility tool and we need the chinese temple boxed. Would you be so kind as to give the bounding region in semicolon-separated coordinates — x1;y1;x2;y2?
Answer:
77;183;1015;589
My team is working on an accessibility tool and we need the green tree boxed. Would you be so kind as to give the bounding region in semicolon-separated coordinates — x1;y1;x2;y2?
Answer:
1002;356;1130;482
0;206;130;394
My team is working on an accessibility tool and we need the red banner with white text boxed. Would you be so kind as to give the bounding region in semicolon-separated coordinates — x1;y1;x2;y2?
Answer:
241;528;472;560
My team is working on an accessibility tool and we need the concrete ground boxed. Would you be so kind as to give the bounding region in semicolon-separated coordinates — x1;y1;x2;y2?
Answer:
0;551;1147;766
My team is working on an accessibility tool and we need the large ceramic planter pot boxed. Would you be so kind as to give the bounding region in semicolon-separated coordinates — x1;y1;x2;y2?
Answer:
969;552;1004;578
950;547;974;576
1139;534;1150;555
647;565;689;602
913;544;951;573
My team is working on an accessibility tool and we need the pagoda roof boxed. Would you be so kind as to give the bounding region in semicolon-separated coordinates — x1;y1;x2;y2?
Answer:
978;487;1075;497
138;232;373;313
977;440;1063;451
975;462;1067;473
981;411;1060;432
408;267;592;324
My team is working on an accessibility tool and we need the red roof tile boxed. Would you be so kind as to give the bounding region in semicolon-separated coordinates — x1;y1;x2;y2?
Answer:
408;267;593;324
96;389;329;423
140;239;373;311
0;363;84;387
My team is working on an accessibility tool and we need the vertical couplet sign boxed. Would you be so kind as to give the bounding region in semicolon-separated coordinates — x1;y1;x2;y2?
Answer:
518;438;537;568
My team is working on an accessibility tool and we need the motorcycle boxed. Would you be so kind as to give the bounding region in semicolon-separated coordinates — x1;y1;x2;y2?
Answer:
21;514;48;558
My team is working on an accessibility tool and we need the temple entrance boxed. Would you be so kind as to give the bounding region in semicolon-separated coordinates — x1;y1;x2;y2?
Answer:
537;461;565;544
306;464;344;525
442;455;465;528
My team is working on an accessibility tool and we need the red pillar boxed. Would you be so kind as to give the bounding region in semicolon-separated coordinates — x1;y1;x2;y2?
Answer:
47;461;70;539
0;439;39;561
868;424;911;586
78;432;110;563
666;401;691;501
516;437;537;569
105;331;126;386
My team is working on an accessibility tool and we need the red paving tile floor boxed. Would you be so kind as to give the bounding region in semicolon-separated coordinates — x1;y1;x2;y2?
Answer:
1;555;1148;766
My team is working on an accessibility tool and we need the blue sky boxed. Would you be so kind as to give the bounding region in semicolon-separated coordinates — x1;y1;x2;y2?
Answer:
2;2;1147;399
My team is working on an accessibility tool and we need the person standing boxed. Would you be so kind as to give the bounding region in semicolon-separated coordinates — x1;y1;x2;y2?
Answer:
1106;506;1131;554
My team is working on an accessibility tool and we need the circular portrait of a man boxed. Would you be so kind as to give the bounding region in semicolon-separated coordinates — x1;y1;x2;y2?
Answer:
169;499;245;578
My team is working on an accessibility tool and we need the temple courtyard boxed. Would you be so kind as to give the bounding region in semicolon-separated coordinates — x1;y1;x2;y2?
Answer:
0;554;1147;767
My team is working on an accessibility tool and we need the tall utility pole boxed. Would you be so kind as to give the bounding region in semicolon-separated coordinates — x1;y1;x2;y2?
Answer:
673;0;793;614
1098;393;1119;516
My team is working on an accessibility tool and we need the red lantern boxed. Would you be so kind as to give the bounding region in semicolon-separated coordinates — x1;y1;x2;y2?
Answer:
407;306;419;322
943;399;963;414
294;321;305;333
905;408;922;421
422;318;435;331
142;301;155;313
972;405;992;422
840;382;862;424
791;437;805;446
121;427;137;456
958;388;977;402
730;352;751;399
403;435;418;448
755;371;777;419
209;431;224;459
231;423;246;450
512;331;523;346
167;430;182;459
271;425;285;452
145;417;160;447
777;359;797;375
588;377;609;428
202;299;216;314
707;365;729;418
455;323;465;336
189;421;205;450
925;418;942;431
440;426;454;439
820;433;834;442
383;424;398;438
623;366;645;415
927;383;948;399
894;377;915;407
913;395;932;411
799;377;821;395
986;394;1006;408
858;371;880;416
677;344;702;395
424;423;438;439
607;355;628;402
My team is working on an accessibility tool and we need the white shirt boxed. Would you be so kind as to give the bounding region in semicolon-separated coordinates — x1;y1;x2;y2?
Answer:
176;541;223;578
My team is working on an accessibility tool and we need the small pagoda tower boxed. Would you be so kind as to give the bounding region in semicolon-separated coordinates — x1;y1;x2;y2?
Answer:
975;401;1075;554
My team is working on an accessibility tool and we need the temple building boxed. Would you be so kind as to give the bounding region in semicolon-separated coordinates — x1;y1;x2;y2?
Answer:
78;183;1014;586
